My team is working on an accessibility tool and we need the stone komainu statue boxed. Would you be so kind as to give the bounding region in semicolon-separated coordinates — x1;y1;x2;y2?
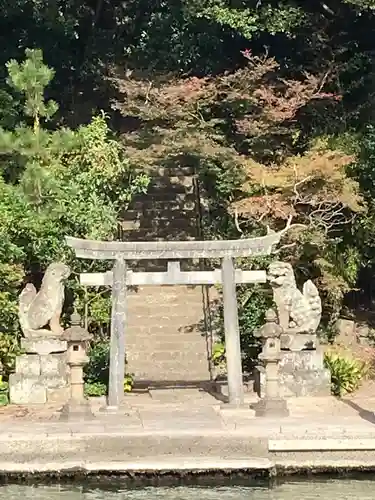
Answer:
268;261;321;335
19;262;71;337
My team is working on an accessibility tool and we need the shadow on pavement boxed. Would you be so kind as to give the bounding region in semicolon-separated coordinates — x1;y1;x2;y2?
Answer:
341;399;375;424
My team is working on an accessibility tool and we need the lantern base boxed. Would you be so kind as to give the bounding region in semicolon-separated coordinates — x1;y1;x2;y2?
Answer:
253;397;289;418
59;399;94;421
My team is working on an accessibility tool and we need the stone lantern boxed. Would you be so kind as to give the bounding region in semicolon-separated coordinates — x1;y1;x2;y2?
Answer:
59;310;94;421
253;309;289;417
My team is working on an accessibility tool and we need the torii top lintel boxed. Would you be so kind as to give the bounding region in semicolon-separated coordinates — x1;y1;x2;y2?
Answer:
65;222;290;260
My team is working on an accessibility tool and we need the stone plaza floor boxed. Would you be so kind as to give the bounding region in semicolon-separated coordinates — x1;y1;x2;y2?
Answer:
0;388;375;434
1;389;375;474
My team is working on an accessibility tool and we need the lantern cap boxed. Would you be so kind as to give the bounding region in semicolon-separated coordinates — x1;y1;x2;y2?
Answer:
61;309;92;342
254;308;283;339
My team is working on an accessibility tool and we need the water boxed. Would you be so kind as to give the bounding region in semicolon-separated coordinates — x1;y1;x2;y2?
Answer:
2;479;375;500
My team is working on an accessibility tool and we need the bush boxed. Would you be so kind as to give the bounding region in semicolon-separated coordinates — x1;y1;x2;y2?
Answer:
124;373;134;393
324;352;369;397
84;381;107;397
84;339;134;396
84;339;110;387
0;376;9;405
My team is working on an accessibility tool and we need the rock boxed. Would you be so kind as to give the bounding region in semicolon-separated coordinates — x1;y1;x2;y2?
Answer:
335;318;357;346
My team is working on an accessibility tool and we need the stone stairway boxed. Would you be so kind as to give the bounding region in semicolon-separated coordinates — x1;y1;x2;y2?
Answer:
120;166;214;385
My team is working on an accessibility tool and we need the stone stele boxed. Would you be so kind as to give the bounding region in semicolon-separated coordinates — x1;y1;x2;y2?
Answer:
255;261;331;398
9;263;71;405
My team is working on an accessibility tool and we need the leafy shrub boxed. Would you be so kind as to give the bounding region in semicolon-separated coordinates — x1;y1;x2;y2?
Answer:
84;339;134;396
124;373;134;393
0;376;9;405
84;377;134;397
212;342;225;365
0;332;23;378
324;352;369;396
0;49;150;373
84;339;110;387
211;341;226;375
84;381;107;397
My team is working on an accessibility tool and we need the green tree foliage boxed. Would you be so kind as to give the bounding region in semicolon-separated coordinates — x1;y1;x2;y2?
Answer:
0;49;149;377
1;0;375;373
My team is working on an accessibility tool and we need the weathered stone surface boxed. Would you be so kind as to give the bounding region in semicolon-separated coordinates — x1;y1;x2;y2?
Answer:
10;338;69;404
40;353;67;378
43;374;67;389
21;337;67;355
356;322;370;345
81;267;267;287
263;262;329;397
125;286;214;382
254;397;289;417
47;386;70;404
280;333;318;350
336;318;357;346
65;218;291;261
279;349;326;372
18;262;71;338
9;374;47;404
255;349;331;398
60;400;94;421
15;354;41;376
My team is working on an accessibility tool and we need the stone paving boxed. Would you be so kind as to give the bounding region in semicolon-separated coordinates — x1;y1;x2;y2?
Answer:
0;388;374;437
1;389;375;472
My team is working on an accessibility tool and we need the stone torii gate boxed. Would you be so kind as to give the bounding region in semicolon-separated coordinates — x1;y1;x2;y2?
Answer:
66;227;289;410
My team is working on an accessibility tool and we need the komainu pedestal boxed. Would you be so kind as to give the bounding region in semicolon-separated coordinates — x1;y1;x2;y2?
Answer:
255;261;331;398
9;337;69;404
9;262;71;405
255;347;331;398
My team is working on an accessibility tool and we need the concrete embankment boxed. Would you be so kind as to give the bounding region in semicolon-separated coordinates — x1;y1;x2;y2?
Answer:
2;429;375;479
2;392;375;479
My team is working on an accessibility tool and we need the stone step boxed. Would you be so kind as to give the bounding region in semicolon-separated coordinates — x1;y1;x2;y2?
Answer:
121;209;196;221
128;349;209;363
128;295;204;305
126;340;210;352
131;191;196;203
114;161;209;383
126;327;208;340
127;311;206;323
143;165;195;177
121;229;197;241
125;260;202;272
131;365;211;381
127;310;208;322
120;217;197;232
127;325;210;335
148;176;194;188
127;335;209;346
131;199;196;211
127;287;207;301
146;185;194;196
